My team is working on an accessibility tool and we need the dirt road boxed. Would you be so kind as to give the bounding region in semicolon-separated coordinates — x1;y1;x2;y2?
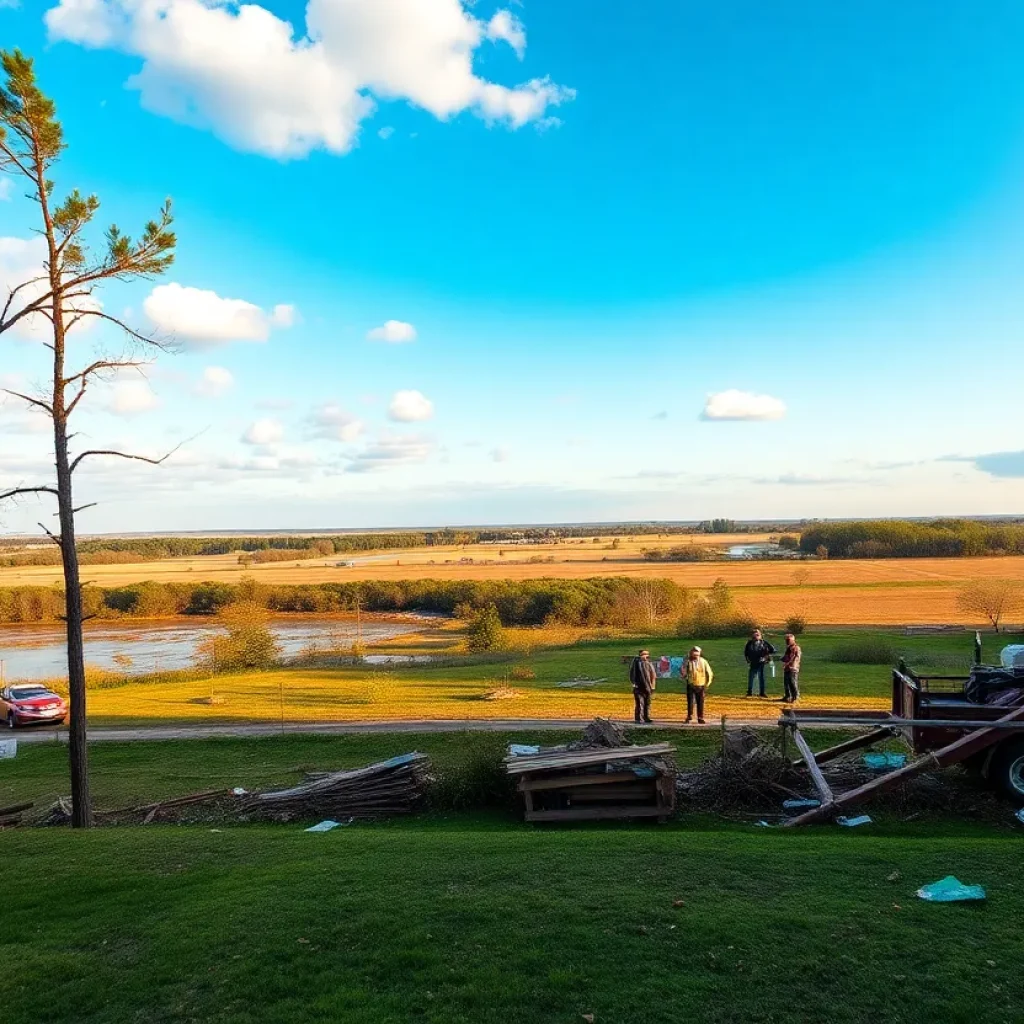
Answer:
10;717;775;744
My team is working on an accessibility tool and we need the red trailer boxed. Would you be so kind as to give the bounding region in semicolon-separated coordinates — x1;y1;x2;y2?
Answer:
777;660;1024;825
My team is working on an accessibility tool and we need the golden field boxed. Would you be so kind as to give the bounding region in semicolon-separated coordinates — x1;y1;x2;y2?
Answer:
2;533;1023;625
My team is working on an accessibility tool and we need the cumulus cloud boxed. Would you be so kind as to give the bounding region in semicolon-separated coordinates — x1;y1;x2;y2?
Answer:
491;446;510;463
194;365;234;398
0;236;101;340
106;379;160;415
347;432;434;472
377;125;394;140
242;417;285;446
485;10;526;58
388;388;433;422
701;389;786;422
45;0;574;159
0;179;12;201
367;319;417;343
143;283;295;348
308;402;364;442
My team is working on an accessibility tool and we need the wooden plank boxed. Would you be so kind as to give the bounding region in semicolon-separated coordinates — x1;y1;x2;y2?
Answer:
562;784;657;800
525;805;666;822
783;716;1024;732
506;743;674;775
520;771;651;792
790;727;894;768
789;725;835;808
0;801;33;817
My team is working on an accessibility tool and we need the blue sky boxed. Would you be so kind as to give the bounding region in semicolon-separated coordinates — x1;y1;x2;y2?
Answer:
2;0;1024;533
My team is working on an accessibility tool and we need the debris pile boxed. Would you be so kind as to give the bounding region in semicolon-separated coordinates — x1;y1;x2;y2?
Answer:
244;753;431;823
568;716;627;750
0;801;33;829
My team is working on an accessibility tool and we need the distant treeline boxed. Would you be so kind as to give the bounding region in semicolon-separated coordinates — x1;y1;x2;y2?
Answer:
800;519;1024;559
0;523;775;568
0;577;688;627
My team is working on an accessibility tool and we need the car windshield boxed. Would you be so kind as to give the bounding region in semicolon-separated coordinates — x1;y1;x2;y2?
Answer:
10;687;52;701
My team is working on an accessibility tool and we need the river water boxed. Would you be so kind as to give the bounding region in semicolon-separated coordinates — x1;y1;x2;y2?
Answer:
0;618;419;682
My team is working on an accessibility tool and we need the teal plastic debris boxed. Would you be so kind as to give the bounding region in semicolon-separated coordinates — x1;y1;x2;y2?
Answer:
836;815;872;827
916;876;986;902
783;798;820;810
863;752;907;769
1015;808;1024;825
508;744;540;757
304;819;348;833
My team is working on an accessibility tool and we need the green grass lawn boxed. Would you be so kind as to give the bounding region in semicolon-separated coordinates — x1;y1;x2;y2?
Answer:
2;819;1022;1024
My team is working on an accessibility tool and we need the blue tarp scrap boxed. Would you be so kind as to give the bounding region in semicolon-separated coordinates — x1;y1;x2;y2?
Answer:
836;815;873;828
863;752;908;769
916;876;986;902
782;798;820;810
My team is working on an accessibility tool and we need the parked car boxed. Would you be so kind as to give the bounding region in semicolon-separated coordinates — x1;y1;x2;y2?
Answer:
0;684;68;728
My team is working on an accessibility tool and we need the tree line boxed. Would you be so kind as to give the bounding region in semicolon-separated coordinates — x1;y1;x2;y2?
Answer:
799;519;1024;559
0;577;691;628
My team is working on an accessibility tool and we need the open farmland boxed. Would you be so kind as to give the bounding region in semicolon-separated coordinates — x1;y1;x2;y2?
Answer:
2;537;1023;625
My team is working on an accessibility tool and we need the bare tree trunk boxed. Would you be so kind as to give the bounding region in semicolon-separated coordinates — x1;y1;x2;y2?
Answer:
54;418;91;827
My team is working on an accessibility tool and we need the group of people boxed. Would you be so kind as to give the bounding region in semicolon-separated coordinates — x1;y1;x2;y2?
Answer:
629;629;802;725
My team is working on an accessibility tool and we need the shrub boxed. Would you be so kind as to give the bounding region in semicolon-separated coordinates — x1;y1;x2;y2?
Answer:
509;664;536;681
427;737;517;811
467;605;507;652
784;615;807;635
829;638;899;665
199;601;281;671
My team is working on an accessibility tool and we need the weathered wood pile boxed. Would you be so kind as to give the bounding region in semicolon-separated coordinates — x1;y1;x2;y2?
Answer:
506;740;677;823
244;752;431;822
0;801;32;829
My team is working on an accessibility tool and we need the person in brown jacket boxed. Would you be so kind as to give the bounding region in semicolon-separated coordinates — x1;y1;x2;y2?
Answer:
781;633;802;703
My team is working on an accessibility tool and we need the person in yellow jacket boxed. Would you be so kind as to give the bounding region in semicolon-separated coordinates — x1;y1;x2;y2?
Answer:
681;646;713;724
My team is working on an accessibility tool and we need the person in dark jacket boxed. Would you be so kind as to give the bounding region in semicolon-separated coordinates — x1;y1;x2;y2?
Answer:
629;649;656;724
743;629;776;697
781;633;802;703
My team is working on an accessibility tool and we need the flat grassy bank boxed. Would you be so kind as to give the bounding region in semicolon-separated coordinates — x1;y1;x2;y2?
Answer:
2;818;1021;1024
69;629;1016;727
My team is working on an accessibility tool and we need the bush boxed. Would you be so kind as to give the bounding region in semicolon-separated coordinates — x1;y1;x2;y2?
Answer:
784;615;807;635
427;737;516;811
467;605;507;652
679;614;757;640
199;601;281;671
829;638;899;665
509;664;536;681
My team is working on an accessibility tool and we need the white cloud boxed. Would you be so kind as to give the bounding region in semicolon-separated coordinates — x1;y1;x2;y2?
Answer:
377;125;394;140
107;379;160;416
0;180;12;201
367;319;417;343
347;432;434;472
143;283;295;348
255;397;294;411
309;402;364;442
0;236;101;341
242;417;285;446
45;0;574;159
195;365;234;397
486;10;526;59
491;446;510;462
388;389;433;422
701;389;786;422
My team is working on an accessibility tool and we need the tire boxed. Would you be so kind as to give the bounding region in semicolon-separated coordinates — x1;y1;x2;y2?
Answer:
988;737;1024;805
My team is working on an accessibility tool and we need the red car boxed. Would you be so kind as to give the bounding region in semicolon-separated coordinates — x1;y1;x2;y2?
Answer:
0;684;68;728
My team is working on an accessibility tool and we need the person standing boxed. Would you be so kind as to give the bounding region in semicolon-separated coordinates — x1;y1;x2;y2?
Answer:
743;629;776;697
781;633;802;703
629;648;656;724
682;646;714;724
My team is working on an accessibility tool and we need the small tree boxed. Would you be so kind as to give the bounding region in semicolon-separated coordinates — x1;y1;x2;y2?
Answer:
200;601;281;671
956;581;1021;633
467;605;506;652
0;51;177;827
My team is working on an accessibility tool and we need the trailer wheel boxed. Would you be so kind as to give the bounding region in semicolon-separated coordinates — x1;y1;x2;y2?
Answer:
988;738;1024;805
